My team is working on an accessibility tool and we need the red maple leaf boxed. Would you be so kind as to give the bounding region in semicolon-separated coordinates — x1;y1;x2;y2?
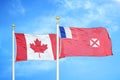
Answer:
30;39;48;58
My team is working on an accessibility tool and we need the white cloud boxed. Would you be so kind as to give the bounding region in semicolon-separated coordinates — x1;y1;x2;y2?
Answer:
54;0;81;10
9;0;25;15
63;0;82;10
84;1;93;9
31;16;57;34
19;0;119;34
60;16;84;27
115;0;120;2
53;0;120;32
53;0;99;25
15;15;57;34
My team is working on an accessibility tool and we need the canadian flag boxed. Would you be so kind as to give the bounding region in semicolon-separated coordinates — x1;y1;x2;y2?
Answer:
15;33;57;61
60;27;113;56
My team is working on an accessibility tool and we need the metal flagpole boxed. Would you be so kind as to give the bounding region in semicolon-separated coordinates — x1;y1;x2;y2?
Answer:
56;16;60;80
12;24;15;80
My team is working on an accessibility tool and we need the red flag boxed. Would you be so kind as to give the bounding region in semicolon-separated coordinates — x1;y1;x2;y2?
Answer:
60;27;112;57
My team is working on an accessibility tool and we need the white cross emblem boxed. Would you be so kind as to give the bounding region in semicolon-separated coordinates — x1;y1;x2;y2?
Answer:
90;38;100;47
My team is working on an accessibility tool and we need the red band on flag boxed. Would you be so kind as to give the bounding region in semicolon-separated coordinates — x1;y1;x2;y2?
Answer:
49;34;56;60
49;34;65;60
15;33;27;61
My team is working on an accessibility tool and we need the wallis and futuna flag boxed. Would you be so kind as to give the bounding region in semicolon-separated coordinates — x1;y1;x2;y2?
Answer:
59;26;112;56
15;33;58;61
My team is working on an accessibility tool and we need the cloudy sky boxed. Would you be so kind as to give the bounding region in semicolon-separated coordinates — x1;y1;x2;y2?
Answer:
0;0;120;80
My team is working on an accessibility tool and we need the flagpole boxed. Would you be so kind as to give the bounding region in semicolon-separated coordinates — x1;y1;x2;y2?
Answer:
12;24;15;80
56;16;60;80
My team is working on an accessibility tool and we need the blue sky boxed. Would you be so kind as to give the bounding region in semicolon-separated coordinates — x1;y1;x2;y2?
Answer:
0;0;120;80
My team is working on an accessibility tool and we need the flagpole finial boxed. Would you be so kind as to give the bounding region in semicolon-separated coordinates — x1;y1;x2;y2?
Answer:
12;24;15;27
56;16;60;23
56;16;60;21
12;24;15;30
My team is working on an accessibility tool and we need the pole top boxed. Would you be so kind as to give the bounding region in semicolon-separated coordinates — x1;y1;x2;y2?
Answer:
56;16;60;20
12;24;15;27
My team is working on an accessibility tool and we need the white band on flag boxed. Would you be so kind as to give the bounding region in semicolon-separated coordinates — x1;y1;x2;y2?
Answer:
25;34;54;60
64;27;72;38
